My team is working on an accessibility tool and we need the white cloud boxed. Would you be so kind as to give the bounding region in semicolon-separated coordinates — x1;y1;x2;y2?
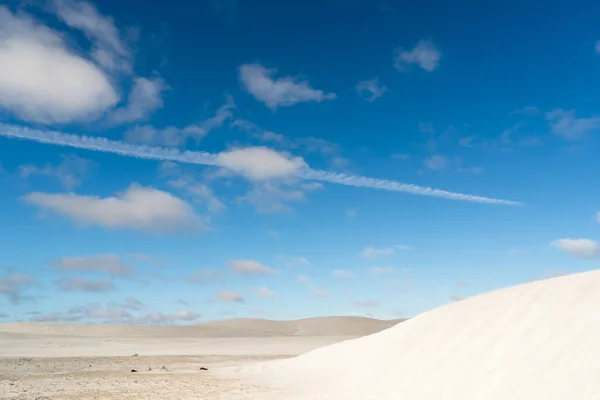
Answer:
124;97;234;146
370;266;395;275
0;272;35;304
217;146;307;180
361;245;410;259
354;300;380;308
52;0;132;73
0;6;118;124
228;259;277;275
19;154;95;190
239;63;336;110
596;40;600;54
394;39;441;72
332;269;354;279
257;287;275;297
546;109;600;140
52;254;131;275
551;238;600;259
356;78;388;102
55;277;115;292
1;124;522;205
424;154;448;171
109;77;166;124
216;290;245;303
22;184;205;233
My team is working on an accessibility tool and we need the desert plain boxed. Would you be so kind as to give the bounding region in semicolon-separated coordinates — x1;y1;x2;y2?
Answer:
0;316;400;399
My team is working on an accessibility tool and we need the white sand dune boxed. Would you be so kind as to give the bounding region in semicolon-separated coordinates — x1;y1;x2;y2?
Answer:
248;270;600;400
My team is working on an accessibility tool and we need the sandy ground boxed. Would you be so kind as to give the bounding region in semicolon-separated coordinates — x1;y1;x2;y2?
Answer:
0;317;397;399
0;354;294;400
0;336;349;399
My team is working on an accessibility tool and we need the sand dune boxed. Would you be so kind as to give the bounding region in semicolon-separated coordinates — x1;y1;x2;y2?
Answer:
248;270;600;400
0;316;402;338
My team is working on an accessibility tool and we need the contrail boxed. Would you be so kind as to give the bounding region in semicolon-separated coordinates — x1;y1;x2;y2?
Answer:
0;124;521;205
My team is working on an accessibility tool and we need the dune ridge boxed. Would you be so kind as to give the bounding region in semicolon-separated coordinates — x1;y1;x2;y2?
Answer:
248;270;600;400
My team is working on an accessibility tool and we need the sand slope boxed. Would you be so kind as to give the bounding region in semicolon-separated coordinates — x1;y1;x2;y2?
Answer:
252;270;600;400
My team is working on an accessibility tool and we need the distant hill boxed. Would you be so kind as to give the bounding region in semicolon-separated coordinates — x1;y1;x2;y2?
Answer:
0;316;406;338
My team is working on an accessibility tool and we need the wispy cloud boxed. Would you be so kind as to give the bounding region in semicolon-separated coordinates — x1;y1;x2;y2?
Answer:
239;63;337;110
53;0;133;73
394;39;441;72
546;109;600;140
0;124;521;205
55;277;115;293
424;154;448;171
232;119;351;170
332;269;354;279
240;180;322;214
52;254;132;275
31;301;200;325
19;154;96;190
0;272;35;304
228;259;277;275
361;245;410;259
124;96;234;147
215;290;245;303
108;77;167;124
159;161;225;212
356;78;388;102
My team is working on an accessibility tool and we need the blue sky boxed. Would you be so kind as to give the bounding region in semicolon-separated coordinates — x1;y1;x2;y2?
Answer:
0;0;599;324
